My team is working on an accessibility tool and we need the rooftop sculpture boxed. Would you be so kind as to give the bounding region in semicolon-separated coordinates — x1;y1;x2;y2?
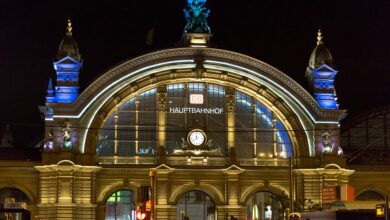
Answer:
183;0;211;33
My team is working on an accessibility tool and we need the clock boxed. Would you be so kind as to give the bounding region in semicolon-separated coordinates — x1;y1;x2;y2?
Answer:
187;129;206;146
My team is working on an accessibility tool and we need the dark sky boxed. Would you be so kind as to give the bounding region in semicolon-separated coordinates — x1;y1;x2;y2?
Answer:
1;0;389;147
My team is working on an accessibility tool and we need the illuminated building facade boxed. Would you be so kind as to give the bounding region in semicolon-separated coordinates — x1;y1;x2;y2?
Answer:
2;2;388;220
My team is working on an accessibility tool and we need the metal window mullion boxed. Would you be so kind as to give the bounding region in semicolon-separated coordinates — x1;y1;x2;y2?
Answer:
272;113;277;158
135;96;139;156
184;83;188;130
114;109;119;156
252;98;257;158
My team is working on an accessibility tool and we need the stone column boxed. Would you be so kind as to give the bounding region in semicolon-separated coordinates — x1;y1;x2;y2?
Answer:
226;88;236;164
157;86;167;164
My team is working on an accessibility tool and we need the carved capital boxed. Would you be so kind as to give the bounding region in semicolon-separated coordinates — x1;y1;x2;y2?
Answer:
157;93;167;111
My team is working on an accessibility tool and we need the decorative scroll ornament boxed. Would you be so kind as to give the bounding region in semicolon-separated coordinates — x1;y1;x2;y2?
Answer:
62;121;72;149
183;0;211;33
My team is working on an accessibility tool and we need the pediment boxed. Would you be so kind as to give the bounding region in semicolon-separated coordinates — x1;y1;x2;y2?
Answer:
313;64;337;73
55;56;80;65
154;163;174;170
222;164;245;175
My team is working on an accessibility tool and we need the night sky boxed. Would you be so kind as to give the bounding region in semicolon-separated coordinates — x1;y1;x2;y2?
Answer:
1;0;389;147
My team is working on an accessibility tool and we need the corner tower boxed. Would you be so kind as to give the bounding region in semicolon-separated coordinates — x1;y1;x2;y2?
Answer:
48;19;82;103
305;30;339;110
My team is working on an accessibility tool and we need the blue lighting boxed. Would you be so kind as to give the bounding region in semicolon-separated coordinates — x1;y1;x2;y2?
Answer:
47;56;82;103
310;64;338;110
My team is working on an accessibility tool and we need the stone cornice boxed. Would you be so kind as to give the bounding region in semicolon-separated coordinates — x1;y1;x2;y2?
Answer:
35;161;101;173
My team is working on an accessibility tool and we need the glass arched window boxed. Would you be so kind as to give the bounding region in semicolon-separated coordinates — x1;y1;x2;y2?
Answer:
105;190;136;220
176;190;215;220
97;89;157;157
235;91;291;159
246;191;284;220
96;83;292;159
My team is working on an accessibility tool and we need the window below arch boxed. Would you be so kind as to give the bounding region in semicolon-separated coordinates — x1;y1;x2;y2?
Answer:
176;190;215;220
0;187;30;204
105;190;136;220
246;191;285;220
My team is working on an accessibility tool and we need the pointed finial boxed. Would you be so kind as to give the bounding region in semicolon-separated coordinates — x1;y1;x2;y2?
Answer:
48;78;53;90
66;19;72;36
317;29;323;45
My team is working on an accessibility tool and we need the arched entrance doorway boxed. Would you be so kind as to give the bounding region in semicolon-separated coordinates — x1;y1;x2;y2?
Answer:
105;190;136;220
0;187;31;220
356;190;384;201
246;191;285;220
176;190;215;220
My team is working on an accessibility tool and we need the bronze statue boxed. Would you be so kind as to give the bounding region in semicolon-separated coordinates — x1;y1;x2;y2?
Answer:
183;0;211;33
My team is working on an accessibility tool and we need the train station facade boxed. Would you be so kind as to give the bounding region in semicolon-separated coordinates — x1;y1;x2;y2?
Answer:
1;3;388;220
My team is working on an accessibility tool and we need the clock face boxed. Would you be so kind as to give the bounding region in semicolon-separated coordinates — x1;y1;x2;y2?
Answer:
188;130;206;146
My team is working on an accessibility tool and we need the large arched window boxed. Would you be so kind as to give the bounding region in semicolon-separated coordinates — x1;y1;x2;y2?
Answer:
246;191;285;220
176;190;215;220
96;83;292;159
105;190;136;220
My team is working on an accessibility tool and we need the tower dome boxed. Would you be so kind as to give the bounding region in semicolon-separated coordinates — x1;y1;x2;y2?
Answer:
57;19;81;60
308;29;334;69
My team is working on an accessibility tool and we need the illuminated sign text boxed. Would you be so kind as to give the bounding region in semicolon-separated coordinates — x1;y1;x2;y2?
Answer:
169;107;223;114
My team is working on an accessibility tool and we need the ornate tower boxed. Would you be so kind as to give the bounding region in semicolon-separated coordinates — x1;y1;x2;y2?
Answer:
305;30;339;110
40;19;83;161
48;19;82;103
